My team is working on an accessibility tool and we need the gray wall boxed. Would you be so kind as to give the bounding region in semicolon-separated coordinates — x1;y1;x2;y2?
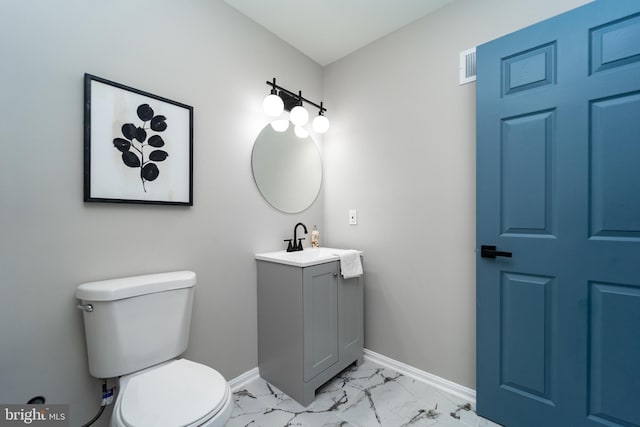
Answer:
0;0;599;424
322;0;591;389
0;0;323;424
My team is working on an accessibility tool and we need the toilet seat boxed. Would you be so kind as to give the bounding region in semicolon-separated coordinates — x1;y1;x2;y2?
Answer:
113;359;231;427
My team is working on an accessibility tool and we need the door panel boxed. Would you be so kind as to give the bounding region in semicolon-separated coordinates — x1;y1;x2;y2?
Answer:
477;1;640;426
590;93;640;238
501;42;556;96
500;273;555;403
501;110;555;236
303;263;339;382
590;13;640;73
338;274;363;362
588;282;640;426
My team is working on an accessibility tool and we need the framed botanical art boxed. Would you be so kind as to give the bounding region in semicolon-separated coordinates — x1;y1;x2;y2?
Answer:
84;73;193;205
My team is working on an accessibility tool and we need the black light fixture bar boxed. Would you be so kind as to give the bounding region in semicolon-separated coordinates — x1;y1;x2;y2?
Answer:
266;78;327;114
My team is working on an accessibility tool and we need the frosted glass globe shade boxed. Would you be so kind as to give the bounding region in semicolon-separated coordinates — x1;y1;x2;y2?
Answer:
312;115;330;133
263;94;284;117
290;105;309;126
294;125;309;139
270;119;290;132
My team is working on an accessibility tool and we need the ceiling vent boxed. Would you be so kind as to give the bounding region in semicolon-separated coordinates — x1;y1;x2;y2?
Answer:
459;47;477;85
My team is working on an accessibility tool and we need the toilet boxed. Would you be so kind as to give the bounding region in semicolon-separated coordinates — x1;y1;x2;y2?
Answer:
76;271;233;427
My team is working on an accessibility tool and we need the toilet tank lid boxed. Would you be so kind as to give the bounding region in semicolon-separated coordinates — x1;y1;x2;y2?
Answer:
76;271;196;301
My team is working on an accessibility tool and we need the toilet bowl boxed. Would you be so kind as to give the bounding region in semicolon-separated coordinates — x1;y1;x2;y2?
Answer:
110;359;233;427
76;271;233;427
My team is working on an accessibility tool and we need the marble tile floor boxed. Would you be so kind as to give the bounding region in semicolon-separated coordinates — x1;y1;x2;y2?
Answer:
229;359;502;427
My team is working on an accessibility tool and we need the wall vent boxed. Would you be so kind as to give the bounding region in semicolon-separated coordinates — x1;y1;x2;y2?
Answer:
459;47;477;85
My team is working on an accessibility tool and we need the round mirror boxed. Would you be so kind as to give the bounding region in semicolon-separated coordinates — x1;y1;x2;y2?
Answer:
251;124;322;213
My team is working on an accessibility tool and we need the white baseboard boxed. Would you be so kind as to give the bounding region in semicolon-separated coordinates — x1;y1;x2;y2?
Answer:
363;348;477;404
228;349;476;404
228;367;259;392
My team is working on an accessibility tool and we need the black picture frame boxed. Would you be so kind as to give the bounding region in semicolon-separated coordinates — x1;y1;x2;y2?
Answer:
84;73;193;205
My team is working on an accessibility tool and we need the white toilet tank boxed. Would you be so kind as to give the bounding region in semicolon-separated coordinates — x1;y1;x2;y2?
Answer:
76;271;197;379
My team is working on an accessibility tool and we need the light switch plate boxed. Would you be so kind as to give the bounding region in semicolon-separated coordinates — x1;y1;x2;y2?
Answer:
349;209;357;225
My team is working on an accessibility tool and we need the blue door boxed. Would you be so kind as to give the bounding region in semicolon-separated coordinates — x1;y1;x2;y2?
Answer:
476;1;640;426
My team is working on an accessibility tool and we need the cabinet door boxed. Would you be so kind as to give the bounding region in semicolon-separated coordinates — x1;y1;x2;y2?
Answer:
303;262;339;382
339;272;363;362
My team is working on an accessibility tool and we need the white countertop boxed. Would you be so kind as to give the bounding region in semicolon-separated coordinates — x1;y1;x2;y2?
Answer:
255;247;362;267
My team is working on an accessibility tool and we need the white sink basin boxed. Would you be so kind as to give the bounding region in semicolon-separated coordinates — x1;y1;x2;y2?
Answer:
255;247;361;267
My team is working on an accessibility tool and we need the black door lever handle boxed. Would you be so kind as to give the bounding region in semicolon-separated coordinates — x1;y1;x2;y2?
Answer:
481;245;512;258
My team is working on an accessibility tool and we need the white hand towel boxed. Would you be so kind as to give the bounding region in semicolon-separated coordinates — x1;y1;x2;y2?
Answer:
338;250;363;279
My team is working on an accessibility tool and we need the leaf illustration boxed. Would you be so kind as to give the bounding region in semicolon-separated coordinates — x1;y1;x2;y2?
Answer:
142;163;159;181
149;150;169;161
134;127;147;143
122;123;137;140
113;138;131;152
150;115;167;132
121;151;141;168
137;104;154;121
113;106;169;192
148;135;165;147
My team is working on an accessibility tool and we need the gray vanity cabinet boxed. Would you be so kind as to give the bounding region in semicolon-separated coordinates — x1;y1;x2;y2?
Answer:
303;262;339;381
257;259;364;407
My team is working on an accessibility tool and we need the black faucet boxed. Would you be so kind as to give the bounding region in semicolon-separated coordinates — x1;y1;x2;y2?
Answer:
285;222;308;252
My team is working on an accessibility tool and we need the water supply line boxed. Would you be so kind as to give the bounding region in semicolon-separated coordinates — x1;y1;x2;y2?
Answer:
81;379;114;427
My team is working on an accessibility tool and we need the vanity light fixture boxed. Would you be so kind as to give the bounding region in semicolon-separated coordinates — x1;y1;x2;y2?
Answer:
312;102;330;134
263;78;284;117
289;91;309;126
270;112;290;132
294;125;309;139
264;78;329;137
271;119;290;132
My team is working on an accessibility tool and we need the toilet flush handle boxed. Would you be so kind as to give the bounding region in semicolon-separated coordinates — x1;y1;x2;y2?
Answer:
77;303;94;313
